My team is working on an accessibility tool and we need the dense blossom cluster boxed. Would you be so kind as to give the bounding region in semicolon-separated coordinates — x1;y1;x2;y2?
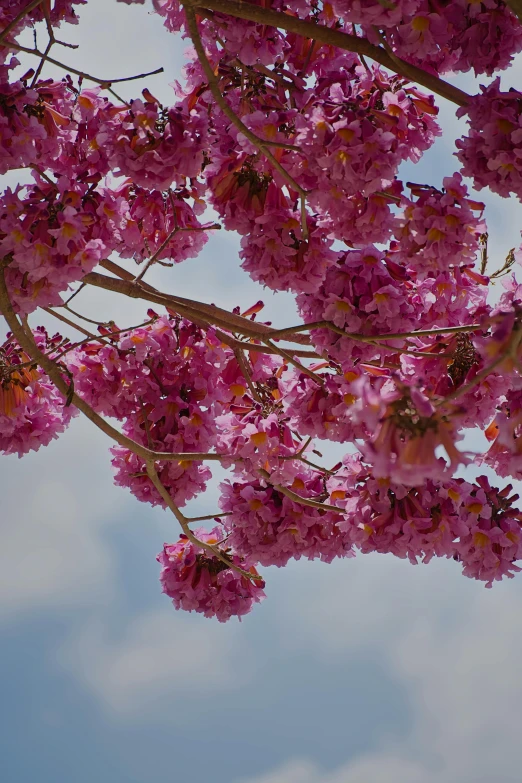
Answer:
457;79;522;200
157;527;265;621
328;456;522;587
4;0;522;621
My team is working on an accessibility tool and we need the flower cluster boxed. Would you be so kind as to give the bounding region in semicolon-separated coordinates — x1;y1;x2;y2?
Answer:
330;456;522;587
219;471;353;567
391;174;486;274
456;79;522;200
0;180;116;315
4;0;522;624
157;527;265;622
385;0;522;77
66;316;227;507
294;64;440;199
110;94;208;190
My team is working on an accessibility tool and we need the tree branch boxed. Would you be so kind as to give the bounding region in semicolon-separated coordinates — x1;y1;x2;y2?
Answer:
258;469;344;513
184;6;309;237
145;460;262;582
0;269;225;465
88;264;311;344
186;0;471;106
5;38;163;89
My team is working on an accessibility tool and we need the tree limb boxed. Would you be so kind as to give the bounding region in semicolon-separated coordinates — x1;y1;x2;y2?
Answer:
185;0;471;106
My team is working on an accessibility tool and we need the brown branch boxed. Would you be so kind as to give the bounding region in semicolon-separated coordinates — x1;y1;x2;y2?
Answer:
88;265;311;344
30;38;53;86
262;337;324;385
135;224;220;282
5;39;163;89
185;512;231;522
234;348;262;402
258;469;344;513
214;329;320;358
267;321;484;342
0;0;44;45
0;270;226;464
145;461;262;582
184;6;309;237
186;0;470;106
44;307;96;338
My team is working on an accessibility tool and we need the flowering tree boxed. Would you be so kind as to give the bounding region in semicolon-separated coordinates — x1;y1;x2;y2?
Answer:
3;0;522;621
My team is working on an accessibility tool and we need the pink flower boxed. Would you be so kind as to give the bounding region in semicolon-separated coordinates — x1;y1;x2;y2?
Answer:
109;93;208;190
358;386;469;485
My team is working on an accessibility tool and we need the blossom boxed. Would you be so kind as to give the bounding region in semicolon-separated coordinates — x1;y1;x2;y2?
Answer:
240;210;336;293
0;181;118;315
454;476;522;587
357;385;469;485
293;63;439;199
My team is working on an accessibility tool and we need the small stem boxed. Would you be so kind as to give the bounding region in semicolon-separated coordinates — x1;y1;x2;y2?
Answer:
184;6;309;238
30;37;53;86
145;460;262;581
185;512;232;522
135;223;181;282
267;321;483;342
262;338;324;385
44;307;96;338
5;39;164;90
234;349;262;403
62;304;107;327
258;469;344;514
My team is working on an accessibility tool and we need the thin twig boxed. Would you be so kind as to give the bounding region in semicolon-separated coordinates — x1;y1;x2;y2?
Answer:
258;469;344;513
5;39;163;89
185;512;232;522
30;38;53;86
234;349;262;402
184;6;309;238
44;307;96;338
145;460;262;582
262;338;324;386
267;321;484;342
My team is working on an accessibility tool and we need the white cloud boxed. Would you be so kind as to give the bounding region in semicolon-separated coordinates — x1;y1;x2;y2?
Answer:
57;606;251;714
238;552;522;783
0;416;134;620
235;755;437;783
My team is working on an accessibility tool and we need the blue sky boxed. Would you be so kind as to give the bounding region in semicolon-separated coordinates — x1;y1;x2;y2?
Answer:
2;2;522;782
